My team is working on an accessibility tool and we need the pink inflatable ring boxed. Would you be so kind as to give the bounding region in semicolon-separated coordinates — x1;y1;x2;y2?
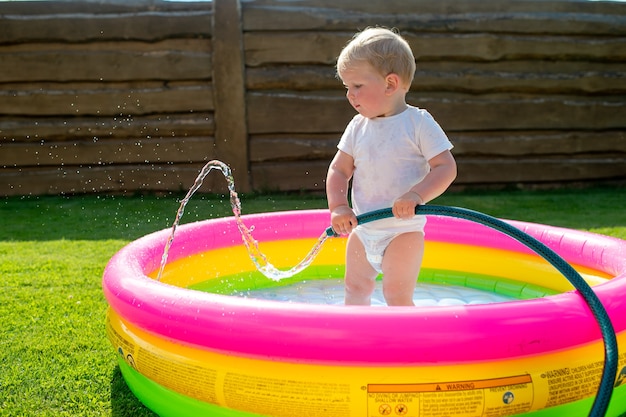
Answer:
103;210;626;417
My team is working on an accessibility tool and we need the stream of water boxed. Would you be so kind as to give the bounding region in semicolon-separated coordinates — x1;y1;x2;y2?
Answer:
156;160;329;281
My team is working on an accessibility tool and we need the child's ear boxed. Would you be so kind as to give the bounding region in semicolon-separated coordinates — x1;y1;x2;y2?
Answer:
385;73;402;94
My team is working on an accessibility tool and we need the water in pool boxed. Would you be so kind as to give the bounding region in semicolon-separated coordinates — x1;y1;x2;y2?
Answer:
236;279;513;306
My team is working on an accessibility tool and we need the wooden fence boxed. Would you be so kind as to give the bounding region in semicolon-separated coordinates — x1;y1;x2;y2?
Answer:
1;0;625;196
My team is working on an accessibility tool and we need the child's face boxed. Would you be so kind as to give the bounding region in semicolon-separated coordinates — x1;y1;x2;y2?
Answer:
339;62;392;119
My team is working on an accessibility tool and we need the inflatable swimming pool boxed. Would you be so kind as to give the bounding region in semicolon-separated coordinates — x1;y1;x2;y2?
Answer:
103;209;626;417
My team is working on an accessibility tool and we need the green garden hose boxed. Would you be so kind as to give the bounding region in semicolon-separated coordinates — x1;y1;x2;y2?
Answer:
326;205;618;417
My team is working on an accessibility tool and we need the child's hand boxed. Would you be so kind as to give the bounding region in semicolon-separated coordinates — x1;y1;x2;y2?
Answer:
330;205;357;235
393;191;423;220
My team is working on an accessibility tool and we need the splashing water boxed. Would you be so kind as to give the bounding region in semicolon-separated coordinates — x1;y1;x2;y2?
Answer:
156;160;330;282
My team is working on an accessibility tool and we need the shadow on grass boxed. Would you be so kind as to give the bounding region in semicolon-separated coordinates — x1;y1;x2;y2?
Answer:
111;365;158;417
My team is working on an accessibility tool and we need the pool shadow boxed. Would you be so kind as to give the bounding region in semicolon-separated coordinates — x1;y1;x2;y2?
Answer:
110;365;158;417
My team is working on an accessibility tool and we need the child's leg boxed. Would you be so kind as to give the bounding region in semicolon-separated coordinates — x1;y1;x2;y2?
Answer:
344;232;378;305
381;232;424;306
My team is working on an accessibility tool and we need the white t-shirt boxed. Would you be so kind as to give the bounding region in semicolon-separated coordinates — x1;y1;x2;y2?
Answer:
337;105;453;232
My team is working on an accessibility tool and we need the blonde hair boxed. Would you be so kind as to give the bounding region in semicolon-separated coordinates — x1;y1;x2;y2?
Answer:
337;27;416;89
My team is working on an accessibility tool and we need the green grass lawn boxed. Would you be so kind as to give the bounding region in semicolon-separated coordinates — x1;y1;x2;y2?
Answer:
1;185;625;416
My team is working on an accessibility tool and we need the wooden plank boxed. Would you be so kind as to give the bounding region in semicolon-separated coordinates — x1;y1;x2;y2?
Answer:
413;61;626;94
244;32;346;66
0;7;213;44
0;164;222;196
250;156;626;192
0;81;214;116
246;91;626;133
246;65;338;91
246;62;626;94
450;131;626;157
0;0;211;14
0;137;214;167
251;161;328;192
457;157;626;184
247;91;352;134
404;32;626;62
248;131;626;163
244;32;626;66
244;0;626;15
212;0;250;191
249;134;338;162
416;93;626;132
242;2;626;35
1;39;209;53
0;40;212;83
0;113;215;142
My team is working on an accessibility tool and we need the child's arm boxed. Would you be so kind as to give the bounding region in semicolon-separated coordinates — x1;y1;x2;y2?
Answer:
393;150;457;219
326;150;357;235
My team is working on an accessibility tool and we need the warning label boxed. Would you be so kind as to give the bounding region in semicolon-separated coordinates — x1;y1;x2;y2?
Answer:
367;375;533;417
542;361;604;408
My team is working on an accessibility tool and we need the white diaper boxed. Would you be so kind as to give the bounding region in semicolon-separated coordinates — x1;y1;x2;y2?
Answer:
353;228;400;273
353;216;427;273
